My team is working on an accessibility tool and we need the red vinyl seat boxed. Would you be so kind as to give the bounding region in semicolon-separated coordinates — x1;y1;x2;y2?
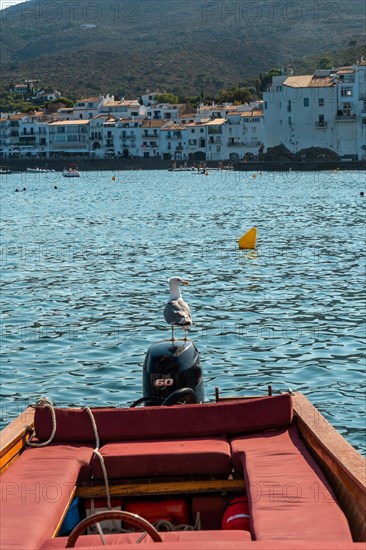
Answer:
230;426;353;542
40;530;252;548
0;444;94;550
92;437;232;479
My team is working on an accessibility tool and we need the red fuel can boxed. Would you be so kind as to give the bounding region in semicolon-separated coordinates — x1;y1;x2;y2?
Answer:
221;495;251;531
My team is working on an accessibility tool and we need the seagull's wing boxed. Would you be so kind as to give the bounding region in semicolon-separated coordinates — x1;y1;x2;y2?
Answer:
164;299;192;327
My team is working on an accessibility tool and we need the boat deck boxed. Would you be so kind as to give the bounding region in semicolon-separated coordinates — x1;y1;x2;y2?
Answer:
0;393;365;549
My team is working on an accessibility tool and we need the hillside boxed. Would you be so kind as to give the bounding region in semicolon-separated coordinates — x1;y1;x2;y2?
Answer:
0;0;365;97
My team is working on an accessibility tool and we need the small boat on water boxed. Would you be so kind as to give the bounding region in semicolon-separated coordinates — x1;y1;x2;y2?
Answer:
26;167;56;173
0;337;365;549
63;164;80;178
0;166;12;174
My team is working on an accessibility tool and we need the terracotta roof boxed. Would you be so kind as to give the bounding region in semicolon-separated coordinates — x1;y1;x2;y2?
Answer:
48;120;90;126
76;97;101;103
337;69;355;75
284;75;335;88
206;118;226;125
186;119;210;127
104;100;140;107
161;123;186;131
141;120;166;128
9;114;26;120
240;111;263;117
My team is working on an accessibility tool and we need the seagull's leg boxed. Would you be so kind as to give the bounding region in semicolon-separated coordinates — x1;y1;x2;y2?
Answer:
183;327;187;341
171;324;175;342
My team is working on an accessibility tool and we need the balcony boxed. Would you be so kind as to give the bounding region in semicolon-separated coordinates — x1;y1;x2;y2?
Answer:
19;137;36;145
242;141;260;147
315;122;328;128
227;140;241;147
51;143;87;150
335;114;356;122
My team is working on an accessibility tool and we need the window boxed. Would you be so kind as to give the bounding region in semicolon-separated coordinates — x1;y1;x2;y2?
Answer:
264;101;268;109
341;88;352;97
304;98;309;107
318;98;324;106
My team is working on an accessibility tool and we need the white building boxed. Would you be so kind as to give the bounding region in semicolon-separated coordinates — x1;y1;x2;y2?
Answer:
185;120;208;161
223;110;264;161
48;120;90;156
146;104;185;121
1;60;365;161
72;96;113;120
101;99;146;119
263;60;366;159
160;122;187;160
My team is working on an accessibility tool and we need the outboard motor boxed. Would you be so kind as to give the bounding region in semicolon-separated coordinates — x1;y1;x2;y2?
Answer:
141;339;203;406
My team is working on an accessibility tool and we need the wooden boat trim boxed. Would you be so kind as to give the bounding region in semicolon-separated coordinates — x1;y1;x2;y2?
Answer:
76;478;245;499
0;407;34;474
293;392;366;541
52;486;77;538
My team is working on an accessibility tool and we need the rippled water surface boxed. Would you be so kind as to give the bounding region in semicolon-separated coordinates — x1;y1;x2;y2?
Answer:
0;169;365;454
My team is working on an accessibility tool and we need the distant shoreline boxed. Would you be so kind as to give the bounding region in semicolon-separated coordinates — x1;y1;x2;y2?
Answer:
2;158;366;173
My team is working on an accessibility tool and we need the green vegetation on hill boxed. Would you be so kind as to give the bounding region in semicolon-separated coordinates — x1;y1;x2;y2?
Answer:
0;0;365;98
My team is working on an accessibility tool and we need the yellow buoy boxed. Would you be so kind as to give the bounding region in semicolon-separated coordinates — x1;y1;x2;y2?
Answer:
238;227;257;250
252;174;256;179
112;175;116;181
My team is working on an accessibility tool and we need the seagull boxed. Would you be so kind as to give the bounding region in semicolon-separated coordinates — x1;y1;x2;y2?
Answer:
164;277;192;341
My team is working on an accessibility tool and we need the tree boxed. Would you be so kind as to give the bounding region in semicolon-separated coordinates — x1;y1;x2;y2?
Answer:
155;93;179;104
218;87;253;104
318;57;333;69
259;69;282;92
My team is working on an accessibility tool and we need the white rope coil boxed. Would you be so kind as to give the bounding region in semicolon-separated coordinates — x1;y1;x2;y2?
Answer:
27;398;57;447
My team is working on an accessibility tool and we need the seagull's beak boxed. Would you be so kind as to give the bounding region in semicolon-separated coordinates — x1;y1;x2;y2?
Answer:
182;280;190;286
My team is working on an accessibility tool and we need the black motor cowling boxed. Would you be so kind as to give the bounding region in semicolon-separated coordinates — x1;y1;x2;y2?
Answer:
142;339;203;405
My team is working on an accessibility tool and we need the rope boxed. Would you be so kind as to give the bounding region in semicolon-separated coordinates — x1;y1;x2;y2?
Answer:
82;406;112;512
25;400;200;537
27;398;57;447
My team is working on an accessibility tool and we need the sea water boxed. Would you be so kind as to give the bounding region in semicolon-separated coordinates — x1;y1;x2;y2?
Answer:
0;169;365;454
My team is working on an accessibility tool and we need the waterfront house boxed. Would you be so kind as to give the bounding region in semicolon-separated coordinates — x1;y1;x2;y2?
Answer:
263;61;366;160
48;120;90;157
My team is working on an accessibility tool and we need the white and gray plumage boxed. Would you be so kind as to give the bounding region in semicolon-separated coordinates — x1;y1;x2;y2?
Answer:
164;276;192;341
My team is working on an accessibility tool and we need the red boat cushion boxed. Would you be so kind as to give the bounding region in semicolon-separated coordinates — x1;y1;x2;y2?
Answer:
34;394;293;443
230;426;353;542
40;530;252;547
92;437;232;479
40;539;366;550
0;444;94;550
